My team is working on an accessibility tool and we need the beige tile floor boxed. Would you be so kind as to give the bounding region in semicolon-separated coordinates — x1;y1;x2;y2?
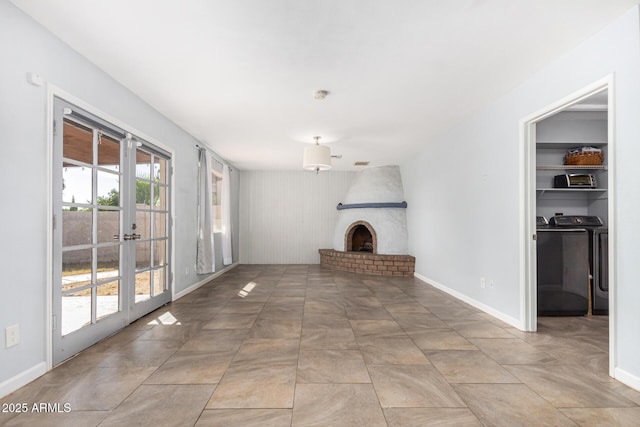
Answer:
2;264;640;426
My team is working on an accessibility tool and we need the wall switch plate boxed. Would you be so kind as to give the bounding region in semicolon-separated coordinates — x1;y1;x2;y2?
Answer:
480;277;486;289
6;324;20;348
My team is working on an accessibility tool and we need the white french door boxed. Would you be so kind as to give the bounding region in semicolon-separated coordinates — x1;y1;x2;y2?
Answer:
127;133;172;321
52;98;172;365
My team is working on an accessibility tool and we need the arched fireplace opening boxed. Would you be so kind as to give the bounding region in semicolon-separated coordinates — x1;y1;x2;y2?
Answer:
345;221;377;253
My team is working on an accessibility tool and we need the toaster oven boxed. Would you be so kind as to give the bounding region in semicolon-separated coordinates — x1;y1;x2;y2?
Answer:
553;174;596;189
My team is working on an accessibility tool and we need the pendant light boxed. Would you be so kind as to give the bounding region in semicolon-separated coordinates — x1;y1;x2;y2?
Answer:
303;136;332;174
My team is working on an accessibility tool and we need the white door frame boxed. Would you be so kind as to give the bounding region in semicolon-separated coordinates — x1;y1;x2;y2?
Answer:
45;85;176;370
520;74;616;376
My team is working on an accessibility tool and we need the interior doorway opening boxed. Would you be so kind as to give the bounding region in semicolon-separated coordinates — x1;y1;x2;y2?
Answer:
521;76;614;376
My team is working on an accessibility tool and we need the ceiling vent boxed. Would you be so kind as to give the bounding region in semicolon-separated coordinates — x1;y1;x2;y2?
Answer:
314;90;329;100
354;161;370;166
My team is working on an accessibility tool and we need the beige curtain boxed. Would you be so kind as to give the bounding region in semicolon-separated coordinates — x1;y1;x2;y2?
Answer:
196;148;215;274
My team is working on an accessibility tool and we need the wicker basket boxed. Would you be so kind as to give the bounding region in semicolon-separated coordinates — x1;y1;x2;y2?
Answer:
564;151;603;166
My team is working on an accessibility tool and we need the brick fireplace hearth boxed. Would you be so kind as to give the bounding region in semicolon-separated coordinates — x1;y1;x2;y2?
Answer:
319;249;415;277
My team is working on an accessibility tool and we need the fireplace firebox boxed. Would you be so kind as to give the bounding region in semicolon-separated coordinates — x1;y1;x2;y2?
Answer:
345;221;376;253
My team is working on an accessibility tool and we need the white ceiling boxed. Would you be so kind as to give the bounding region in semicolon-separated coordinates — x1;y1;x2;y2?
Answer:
11;0;639;170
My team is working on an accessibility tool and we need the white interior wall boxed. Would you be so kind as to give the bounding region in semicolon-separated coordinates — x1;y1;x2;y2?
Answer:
239;171;353;264
401;6;640;387
0;1;238;396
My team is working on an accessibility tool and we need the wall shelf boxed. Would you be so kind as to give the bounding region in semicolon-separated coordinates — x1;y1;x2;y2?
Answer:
537;165;607;171
535;111;608;220
536;141;607;149
536;188;607;199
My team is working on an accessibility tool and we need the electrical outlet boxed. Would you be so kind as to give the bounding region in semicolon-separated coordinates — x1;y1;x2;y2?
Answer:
489;280;495;288
6;324;20;348
480;277;486;289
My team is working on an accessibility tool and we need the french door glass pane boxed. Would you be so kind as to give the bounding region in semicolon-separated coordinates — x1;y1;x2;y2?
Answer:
153;268;166;295
62;211;92;246
136;151;151;179
96;281;119;320
97;246;119;279
61;291;91;335
62;249;92;284
97;134;120;166
62;166;92;204
136;179;153;207
97;170;119;204
135;211;151;239
63;121;92;163
154;213;167;238
97;210;120;243
136;241;151;270
153;157;167;184
153;240;166;266
156;185;167;208
135;272;151;302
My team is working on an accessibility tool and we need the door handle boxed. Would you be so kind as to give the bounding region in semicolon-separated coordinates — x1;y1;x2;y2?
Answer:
123;234;133;241
132;233;141;240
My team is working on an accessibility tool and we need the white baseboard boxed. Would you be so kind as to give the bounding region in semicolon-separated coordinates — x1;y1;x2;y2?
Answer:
414;272;523;330
0;362;47;399
173;262;239;301
615;367;640;392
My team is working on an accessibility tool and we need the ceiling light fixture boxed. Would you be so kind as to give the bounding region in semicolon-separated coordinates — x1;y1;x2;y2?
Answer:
303;136;332;174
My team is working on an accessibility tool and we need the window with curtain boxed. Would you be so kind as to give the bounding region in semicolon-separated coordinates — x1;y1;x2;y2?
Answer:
221;164;232;265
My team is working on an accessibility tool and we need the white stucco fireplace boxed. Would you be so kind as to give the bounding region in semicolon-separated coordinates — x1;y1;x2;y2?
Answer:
320;165;415;276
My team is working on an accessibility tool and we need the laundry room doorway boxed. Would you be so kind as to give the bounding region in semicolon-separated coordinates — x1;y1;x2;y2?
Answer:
521;76;615;376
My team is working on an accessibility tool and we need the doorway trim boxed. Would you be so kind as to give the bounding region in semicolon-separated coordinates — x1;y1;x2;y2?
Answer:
45;84;176;370
520;74;616;376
